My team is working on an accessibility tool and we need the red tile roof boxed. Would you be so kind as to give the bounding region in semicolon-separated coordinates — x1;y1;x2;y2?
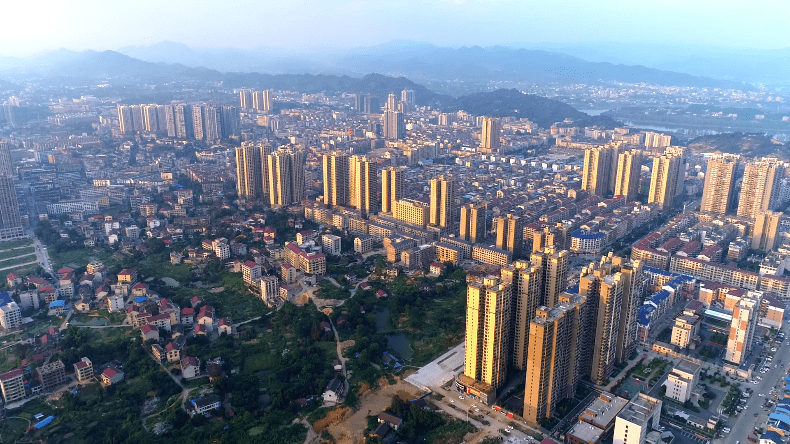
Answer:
0;368;22;381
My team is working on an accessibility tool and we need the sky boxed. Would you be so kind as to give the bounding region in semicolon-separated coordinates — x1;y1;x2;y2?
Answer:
2;0;789;57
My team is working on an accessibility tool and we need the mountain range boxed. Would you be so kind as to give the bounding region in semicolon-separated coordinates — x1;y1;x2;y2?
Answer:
114;41;752;90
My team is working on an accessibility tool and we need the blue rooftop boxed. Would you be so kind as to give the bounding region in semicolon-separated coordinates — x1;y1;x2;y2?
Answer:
571;229;605;240
651;289;671;305
133;296;148;303
761;431;783;444
770;412;790;426
638;304;655;326
34;416;54;429
0;291;12;306
49;300;66;308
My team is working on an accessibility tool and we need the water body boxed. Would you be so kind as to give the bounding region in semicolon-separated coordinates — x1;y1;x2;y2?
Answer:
374;307;413;360
579;109;610;116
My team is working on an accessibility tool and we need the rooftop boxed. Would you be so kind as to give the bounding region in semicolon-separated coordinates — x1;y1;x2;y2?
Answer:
618;394;660;425
579;392;629;428
567;421;604;442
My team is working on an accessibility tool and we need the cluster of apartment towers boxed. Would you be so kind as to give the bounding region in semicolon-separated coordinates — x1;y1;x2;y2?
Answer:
460;246;645;426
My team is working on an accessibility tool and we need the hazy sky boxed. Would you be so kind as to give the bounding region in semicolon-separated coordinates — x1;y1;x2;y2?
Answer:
2;0;789;57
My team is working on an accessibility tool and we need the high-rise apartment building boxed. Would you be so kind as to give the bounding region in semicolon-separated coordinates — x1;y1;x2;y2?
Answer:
523;302;578;424
615;259;644;364
117;105;133;135
480;117;501;153
738;158;785;219
726;293;761;365
253;90;272;112
267;148;305;208
383;110;404;140
495;214;525;257
582;144;619;197
239;89;254;109
752;211;782;251
322;151;350;206
460;277;512;402
235;142;270;199
532;247;570;308
381;167;405;213
191;105;204;141
429;175;456;228
220;106;241;139
164;105;176;137
174;104;193;139
701;153;738;214
202;105;220;142
400;89;415;111
156;105;169;133
143;105;159;132
647;147;685;211
0;142;22;241
510;265;543;371
0;141;11;176
350;155;377;214
614;149;643;202
460;203;486;243
580;267;624;386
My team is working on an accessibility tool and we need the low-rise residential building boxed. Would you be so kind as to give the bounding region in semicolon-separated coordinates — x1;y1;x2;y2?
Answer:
141;324;159;341
181;356;201;379
166;342;181;362
354;235;374;253
189;395;221;416
241;261;261;285
37;360;67;393
73;357;94;382
322;234;342;256
613;394;662;444
0;368;25;404
664;359;700;403
0;297;21;330
101;367;124;385
180;307;195;325
323;377;345;404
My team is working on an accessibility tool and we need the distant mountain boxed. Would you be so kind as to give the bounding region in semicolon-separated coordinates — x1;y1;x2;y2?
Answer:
535;43;790;85
0;49;222;82
336;44;749;89
0;49;617;129
443;89;619;128
688;133;787;158
116;41;750;89
223;72;447;105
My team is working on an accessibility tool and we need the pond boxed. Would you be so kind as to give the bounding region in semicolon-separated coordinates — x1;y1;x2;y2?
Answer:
375;307;413;360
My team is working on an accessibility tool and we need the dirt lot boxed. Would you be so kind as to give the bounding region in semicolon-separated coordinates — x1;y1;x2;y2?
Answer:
324;375;425;444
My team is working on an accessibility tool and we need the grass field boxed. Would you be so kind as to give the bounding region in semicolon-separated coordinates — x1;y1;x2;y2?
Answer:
50;248;113;270
0;238;34;249
0;253;37;267
0;246;35;260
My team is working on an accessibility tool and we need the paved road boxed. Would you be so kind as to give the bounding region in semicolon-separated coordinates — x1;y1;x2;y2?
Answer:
719;321;790;444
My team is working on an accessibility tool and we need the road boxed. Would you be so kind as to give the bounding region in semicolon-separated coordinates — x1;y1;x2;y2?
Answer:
720;320;790;444
33;238;54;276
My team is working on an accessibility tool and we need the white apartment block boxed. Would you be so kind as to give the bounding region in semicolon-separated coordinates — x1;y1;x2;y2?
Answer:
613;394;662;444
0;301;21;329
322;234;342;256
664;359;700;403
726;292;761;365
